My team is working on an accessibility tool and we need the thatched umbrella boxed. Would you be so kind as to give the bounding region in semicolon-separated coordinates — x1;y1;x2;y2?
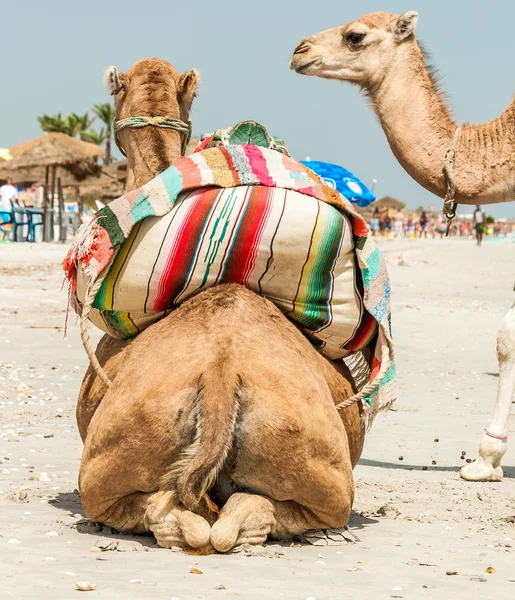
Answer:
0;157;10;184
7;133;104;241
9;132;104;168
372;196;406;211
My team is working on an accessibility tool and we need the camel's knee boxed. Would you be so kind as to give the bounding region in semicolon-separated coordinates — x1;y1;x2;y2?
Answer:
318;487;353;528
79;469;109;523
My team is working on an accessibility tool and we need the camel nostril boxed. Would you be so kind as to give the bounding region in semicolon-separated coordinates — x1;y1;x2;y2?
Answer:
293;41;311;55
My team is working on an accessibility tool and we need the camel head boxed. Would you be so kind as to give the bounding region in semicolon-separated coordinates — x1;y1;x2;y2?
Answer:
290;11;418;89
104;58;199;159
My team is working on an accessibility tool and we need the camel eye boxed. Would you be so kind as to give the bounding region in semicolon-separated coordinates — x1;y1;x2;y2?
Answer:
346;32;366;45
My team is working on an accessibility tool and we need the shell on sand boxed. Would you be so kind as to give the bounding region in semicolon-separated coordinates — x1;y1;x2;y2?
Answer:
75;582;96;591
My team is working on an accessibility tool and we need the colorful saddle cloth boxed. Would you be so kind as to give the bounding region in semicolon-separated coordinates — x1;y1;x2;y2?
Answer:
64;139;396;418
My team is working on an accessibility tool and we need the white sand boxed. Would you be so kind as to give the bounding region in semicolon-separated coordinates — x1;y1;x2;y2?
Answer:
1;239;514;599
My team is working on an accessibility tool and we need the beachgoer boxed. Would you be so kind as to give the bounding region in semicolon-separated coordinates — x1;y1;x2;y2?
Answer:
437;214;446;239
420;211;428;238
473;204;486;247
384;213;392;236
0;178;18;215
394;209;404;238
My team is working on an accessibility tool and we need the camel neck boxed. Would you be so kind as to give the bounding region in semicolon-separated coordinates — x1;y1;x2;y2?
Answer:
368;41;515;204
124;128;183;191
368;41;456;199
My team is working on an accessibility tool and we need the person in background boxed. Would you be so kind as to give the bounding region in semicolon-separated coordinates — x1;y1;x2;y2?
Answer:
394;208;404;238
407;217;415;237
0;178;18;216
414;218;421;238
384;212;392;236
473;204;486;247
419;211;428;238
370;207;380;237
436;214;447;238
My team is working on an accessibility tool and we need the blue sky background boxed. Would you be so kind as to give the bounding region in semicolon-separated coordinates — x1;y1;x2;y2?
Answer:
2;0;514;216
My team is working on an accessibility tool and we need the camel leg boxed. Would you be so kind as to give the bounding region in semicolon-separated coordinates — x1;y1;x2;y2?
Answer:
461;304;514;481
211;422;354;552
80;459;212;548
144;491;212;549
210;489;352;553
78;376;214;548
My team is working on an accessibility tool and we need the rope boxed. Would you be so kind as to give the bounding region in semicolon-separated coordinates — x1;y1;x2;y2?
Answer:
113;116;192;158
80;271;112;387
335;328;392;412
443;126;461;235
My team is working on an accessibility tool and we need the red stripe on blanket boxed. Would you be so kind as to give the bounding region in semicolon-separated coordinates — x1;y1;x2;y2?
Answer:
153;189;219;311
179;156;203;188
345;310;377;352
243;145;275;187
220;186;274;285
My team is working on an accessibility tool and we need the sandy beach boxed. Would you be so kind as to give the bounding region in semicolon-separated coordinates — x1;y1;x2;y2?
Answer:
1;238;514;599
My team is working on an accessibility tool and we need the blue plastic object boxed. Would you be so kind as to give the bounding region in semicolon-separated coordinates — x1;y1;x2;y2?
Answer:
301;160;375;207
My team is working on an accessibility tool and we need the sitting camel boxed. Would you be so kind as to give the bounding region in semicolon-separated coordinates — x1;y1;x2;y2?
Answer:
75;58;364;552
290;10;515;481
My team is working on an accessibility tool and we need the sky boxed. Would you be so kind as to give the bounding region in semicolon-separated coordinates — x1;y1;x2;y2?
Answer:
2;0;514;216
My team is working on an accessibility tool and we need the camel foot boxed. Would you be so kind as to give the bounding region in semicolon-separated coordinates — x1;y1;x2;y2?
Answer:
146;505;211;549
460;458;503;482
210;493;275;553
460;434;506;482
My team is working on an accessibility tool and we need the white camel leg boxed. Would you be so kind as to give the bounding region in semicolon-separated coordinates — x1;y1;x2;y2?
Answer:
461;304;515;481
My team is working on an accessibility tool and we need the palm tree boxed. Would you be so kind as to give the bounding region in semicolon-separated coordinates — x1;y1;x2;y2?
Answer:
38;113;69;134
38;112;93;138
91;103;114;164
80;128;106;146
67;113;94;138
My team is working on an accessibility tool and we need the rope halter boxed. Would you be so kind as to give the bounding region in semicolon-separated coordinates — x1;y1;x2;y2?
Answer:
113;115;192;158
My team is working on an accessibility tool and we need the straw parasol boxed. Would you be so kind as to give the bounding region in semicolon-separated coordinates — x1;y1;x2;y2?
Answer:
8;132;104;170
7;133;104;241
0;157;10;183
372;196;406;211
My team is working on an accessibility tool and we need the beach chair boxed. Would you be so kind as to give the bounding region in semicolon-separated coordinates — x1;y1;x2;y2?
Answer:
25;206;44;243
10;200;30;242
0;210;12;240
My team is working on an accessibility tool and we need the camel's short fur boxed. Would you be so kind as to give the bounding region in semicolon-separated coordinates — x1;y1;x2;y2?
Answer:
78;285;364;552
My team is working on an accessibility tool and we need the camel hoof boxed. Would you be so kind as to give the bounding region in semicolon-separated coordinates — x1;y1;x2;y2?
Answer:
149;510;211;549
210;493;275;553
460;459;503;482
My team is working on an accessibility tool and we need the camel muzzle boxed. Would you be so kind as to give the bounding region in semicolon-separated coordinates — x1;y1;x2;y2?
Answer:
290;41;318;73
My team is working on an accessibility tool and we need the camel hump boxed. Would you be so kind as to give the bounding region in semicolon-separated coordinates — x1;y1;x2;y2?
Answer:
161;346;241;513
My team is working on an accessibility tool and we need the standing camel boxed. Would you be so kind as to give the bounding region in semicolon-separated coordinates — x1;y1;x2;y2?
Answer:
74;58;365;552
290;11;514;481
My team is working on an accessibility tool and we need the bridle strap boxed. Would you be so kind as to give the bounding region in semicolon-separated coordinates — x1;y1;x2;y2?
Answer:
113;116;192;158
443;126;461;235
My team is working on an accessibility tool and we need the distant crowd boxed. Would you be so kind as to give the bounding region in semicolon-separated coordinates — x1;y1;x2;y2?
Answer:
367;206;513;245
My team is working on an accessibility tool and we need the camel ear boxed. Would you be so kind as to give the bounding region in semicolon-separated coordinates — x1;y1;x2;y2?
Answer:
178;69;199;113
393;11;418;41
104;65;128;96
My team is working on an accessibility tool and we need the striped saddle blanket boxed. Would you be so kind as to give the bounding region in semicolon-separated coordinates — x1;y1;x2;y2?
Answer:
76;185;375;356
64;144;396;417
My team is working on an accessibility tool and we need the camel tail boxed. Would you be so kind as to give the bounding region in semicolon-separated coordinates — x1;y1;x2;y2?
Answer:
161;348;241;513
